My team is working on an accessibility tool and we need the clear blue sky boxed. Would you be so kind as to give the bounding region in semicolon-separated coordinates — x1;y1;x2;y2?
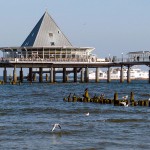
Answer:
0;0;150;59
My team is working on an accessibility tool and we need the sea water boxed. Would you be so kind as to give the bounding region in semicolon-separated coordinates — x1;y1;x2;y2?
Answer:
0;80;150;150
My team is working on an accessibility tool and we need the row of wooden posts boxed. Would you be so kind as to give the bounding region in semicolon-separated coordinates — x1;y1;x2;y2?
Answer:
64;91;150;107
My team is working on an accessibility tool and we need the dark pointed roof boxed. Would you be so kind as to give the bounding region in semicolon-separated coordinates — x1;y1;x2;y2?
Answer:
21;11;72;47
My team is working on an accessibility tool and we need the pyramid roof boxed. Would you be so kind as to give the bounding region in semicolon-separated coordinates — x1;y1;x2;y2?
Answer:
21;11;72;47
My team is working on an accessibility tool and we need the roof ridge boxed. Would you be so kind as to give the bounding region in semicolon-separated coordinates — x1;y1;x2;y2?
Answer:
21;11;72;47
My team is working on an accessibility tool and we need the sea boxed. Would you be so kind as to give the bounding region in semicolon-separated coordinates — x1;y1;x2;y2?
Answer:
0;79;150;150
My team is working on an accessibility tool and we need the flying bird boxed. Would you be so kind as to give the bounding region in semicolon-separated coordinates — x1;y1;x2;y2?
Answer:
51;123;61;132
120;102;128;107
85;112;90;116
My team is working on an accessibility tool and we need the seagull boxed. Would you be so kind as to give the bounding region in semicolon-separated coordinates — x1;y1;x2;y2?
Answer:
148;98;150;101
85;112;90;116
122;95;128;100
120;102;128;107
51;123;61;132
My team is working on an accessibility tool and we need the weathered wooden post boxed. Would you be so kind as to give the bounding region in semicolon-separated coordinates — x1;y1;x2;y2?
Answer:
67;93;72;102
72;93;77;102
114;92;119;106
130;92;135;106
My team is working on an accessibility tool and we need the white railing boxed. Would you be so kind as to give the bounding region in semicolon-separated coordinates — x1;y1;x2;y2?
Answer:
0;57;89;63
0;57;149;63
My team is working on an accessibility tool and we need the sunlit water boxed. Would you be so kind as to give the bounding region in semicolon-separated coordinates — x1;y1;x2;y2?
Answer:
0;80;150;150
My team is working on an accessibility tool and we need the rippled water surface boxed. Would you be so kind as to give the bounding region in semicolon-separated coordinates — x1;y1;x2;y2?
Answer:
0;80;150;150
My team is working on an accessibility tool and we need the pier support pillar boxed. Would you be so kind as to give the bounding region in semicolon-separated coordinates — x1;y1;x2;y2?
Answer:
50;67;54;83
20;67;23;83
39;67;43;83
13;65;17;83
63;68;67;83
33;73;36;81
66;74;69;82
74;67;77;82
149;69;150;84
29;67;32;82
81;68;84;83
46;74;49;81
127;65;131;83
53;68;56;82
95;67;99;83
120;65;124;83
85;67;89;83
3;67;7;83
107;67;111;83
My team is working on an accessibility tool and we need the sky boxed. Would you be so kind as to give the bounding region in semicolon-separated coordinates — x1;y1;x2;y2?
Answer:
0;0;150;74
1;0;150;57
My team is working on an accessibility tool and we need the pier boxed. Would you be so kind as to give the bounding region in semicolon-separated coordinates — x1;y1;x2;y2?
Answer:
0;11;150;84
0;53;150;84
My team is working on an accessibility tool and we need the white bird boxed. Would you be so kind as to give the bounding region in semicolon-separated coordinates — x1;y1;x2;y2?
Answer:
120;102;128;107
51;123;61;132
122;95;128;100
85;112;89;116
148;98;150;101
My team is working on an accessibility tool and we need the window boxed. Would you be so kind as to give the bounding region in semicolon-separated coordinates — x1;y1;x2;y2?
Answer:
49;33;53;37
51;42;55;46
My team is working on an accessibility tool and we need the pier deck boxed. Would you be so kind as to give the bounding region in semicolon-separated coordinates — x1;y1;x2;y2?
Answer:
0;56;149;84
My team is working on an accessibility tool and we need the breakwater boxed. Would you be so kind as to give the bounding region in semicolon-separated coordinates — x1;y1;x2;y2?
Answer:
64;91;150;107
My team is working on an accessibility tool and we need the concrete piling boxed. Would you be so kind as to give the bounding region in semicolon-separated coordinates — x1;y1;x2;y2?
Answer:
63;68;67;83
149;69;150;84
107;67;111;83
39;67;43;83
46;74;49;81
84;67;89;83
20;67;23;83
3;67;7;83
13;65;17;84
95;67;99;83
50;67;54;83
127;65;131;83
74;67;77;82
33;73;36;81
120;65;124;83
81;68;84;83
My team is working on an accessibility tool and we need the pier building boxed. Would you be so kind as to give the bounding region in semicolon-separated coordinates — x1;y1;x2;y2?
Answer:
0;11;150;84
2;11;94;62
